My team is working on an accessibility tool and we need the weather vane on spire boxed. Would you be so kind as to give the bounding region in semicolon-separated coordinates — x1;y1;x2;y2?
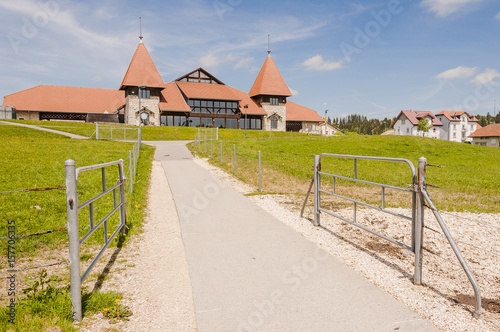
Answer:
139;17;143;43
267;34;271;56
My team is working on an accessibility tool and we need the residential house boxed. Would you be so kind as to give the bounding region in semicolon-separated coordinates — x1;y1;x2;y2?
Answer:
435;111;479;143
320;122;343;136
392;110;442;138
468;124;500;147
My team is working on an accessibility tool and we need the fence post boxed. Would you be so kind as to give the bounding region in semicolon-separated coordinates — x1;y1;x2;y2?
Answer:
233;144;236;176
204;131;207;154
65;159;82;321
313;155;321;226
216;127;219;140
129;151;133;194
118;160;127;234
353;159;357;223
220;140;223;166
96;123;99;140
138;125;142;148
133;144;137;176
414;157;426;285
210;132;213;159
258;151;262;193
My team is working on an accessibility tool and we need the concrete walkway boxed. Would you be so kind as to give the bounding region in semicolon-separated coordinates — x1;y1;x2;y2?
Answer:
149;141;438;332
0;120;88;139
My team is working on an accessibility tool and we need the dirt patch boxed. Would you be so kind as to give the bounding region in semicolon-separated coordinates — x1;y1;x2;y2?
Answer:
454;294;500;314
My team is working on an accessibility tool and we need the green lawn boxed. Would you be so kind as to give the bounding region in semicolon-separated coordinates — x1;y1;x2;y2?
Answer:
0;125;154;331
1;120;98;138
1;120;313;140
191;135;500;213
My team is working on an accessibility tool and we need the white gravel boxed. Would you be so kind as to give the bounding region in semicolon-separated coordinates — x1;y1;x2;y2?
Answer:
80;161;197;331
194;156;500;332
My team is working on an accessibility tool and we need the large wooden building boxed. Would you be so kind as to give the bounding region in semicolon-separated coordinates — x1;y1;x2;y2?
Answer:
2;39;323;132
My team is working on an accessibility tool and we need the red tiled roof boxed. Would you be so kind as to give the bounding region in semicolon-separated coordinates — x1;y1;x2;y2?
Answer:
396;110;443;126
120;43;164;90
176;81;241;101
249;56;292;98
159;82;191;112
226;86;267;115
286;101;323;122
436;110;478;122
469;123;500;137
2;85;125;114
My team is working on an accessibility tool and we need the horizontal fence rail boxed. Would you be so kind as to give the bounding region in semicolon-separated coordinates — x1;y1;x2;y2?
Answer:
310;153;482;318
65;158;127;321
95;123;141;145
313;153;422;283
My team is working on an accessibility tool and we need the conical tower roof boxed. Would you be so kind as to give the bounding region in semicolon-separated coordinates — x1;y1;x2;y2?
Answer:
120;43;165;90
249;55;292;98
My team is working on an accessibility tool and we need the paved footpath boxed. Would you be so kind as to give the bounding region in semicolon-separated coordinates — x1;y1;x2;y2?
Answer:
148;141;438;332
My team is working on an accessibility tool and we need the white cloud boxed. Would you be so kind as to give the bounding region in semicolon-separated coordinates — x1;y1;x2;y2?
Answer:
92;75;102;82
496;12;500;19
421;0;484;17
435;65;478;79
0;0;125;54
303;55;344;71
233;57;255;70
199;53;240;68
199;53;221;67
289;88;299;96
471;68;500;86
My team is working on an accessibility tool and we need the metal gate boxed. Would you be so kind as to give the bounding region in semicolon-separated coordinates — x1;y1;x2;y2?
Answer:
312;153;424;283
65;158;127;321
309;154;481;317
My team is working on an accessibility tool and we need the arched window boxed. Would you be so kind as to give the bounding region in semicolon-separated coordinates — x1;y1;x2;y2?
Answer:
271;116;278;129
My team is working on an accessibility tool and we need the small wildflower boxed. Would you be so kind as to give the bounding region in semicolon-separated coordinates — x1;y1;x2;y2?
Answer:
115;299;120;302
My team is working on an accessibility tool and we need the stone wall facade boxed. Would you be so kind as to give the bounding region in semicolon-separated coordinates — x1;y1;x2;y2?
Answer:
16;111;40;121
261;102;286;131
125;95;160;126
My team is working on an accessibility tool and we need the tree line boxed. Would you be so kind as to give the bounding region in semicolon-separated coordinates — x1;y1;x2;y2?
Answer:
329;114;394;135
476;113;500;127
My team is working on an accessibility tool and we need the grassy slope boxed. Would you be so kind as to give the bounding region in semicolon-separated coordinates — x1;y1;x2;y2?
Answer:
191;135;500;212
0;125;154;331
1;120;98;137
1;120;312;140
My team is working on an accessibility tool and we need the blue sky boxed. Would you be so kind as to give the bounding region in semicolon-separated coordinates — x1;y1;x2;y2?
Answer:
1;0;499;119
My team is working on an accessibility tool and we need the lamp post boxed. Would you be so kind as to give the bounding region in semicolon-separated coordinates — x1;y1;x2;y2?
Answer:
138;85;147;148
324;104;328;136
138;85;148;124
244;104;248;138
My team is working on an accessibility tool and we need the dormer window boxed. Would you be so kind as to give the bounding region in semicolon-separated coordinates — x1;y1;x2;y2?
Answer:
139;89;150;99
270;97;279;105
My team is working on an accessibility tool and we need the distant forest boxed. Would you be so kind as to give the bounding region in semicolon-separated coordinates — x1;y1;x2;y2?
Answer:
476;113;500;127
329;114;394;135
329;112;500;135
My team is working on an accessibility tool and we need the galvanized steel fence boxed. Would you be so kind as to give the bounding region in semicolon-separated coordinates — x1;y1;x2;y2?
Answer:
311;154;481;317
65;159;127;321
95;123;142;144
